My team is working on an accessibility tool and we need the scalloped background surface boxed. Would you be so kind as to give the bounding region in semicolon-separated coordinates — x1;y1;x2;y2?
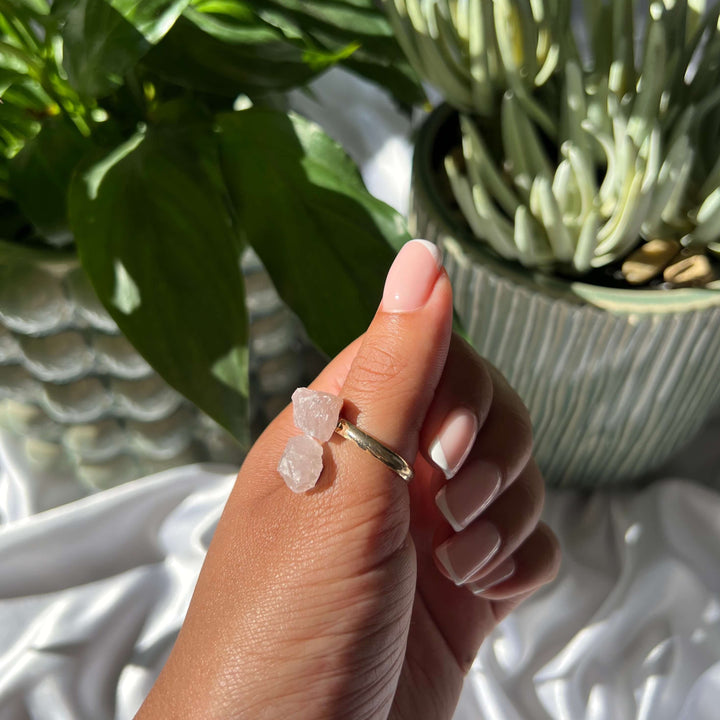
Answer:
0;248;308;491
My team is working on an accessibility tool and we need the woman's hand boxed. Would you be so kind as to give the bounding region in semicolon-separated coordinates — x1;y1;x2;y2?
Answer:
137;240;561;720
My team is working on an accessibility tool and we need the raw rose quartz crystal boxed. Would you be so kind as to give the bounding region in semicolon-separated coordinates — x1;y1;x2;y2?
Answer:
291;387;343;442
277;434;324;493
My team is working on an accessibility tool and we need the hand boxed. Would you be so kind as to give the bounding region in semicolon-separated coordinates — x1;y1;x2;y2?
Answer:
137;240;561;720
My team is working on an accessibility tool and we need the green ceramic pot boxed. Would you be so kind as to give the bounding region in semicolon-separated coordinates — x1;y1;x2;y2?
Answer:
411;105;720;488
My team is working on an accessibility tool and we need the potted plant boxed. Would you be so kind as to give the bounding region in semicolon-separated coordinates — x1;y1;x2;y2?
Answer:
0;0;421;491
383;0;720;487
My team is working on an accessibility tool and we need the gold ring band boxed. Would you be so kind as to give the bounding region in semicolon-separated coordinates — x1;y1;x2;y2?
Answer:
334;418;414;482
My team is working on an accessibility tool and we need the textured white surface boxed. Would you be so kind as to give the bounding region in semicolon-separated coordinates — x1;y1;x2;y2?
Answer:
0;246;306;494
0;68;718;720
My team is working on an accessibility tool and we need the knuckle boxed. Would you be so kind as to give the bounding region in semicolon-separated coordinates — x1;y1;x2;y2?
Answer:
528;461;546;513
487;361;534;449
536;523;562;583
491;406;534;487
487;466;544;548
452;336;496;413
514;464;545;525
473;357;495;420
344;341;423;422
351;343;408;388
507;404;534;462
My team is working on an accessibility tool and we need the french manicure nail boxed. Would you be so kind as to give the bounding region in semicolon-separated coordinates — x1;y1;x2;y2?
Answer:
382;239;442;313
435;521;501;585
435;460;501;531
467;558;515;595
429;407;478;479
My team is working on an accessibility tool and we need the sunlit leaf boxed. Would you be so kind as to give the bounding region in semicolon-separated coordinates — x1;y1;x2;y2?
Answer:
59;0;190;97
143;6;328;96
68;123;250;443
217;108;408;356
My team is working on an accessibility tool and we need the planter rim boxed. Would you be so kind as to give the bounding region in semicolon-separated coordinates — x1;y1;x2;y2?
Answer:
416;104;720;314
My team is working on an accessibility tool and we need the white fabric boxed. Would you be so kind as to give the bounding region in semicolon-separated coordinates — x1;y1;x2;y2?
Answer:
2;445;719;720
471;481;720;720
0;460;233;720
1;69;719;719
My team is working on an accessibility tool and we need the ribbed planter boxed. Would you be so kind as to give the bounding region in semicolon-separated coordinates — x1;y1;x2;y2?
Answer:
0;240;308;492
411;105;720;488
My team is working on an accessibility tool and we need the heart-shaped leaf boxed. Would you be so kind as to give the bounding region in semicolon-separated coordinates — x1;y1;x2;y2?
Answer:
68;123;250;444
59;0;190;97
9;117;91;244
217;108;408;357
254;0;425;106
143;5;330;96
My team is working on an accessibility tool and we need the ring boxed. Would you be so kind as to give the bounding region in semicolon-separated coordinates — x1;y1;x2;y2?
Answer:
334;418;415;482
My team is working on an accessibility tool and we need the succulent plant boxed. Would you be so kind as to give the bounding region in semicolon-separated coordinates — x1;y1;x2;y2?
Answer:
382;0;569;129
384;0;720;285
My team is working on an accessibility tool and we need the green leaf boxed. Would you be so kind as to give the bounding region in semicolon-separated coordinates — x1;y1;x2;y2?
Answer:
1;0;49;15
68;124;250;444
0;38;35;74
0;1;45;56
143;7;326;96
217;108;407;357
0;68;51;159
0;98;42;157
341;54;425;108
258;0;394;39
302;40;359;72
110;0;190;43
8;117;90;243
59;0;148;97
0;74;48;110
255;0;425;106
59;0;190;97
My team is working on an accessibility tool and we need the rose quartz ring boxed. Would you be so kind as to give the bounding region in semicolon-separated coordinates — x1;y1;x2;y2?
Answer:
277;388;342;493
291;388;343;443
277;387;415;493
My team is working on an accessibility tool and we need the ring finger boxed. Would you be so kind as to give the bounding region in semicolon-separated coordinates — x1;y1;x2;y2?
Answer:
433;459;545;586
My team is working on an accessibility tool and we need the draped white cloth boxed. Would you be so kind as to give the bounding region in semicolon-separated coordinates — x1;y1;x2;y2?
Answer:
1;70;719;719
2;430;719;720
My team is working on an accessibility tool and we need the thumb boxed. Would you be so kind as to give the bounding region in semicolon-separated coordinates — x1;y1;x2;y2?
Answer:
334;239;453;485
136;241;454;720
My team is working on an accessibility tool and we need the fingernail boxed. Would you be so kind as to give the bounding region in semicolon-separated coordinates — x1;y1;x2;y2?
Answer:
429;408;478;479
435;460;501;531
435;521;501;585
467;558;515;595
382;239;442;313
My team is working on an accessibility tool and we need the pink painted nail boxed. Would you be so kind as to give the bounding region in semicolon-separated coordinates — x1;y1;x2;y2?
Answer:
467;558;515;595
429;407;478;479
381;240;442;313
435;460;501;531
435;521;501;585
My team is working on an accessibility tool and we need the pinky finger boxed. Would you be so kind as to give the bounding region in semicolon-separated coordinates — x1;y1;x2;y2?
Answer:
468;522;561;612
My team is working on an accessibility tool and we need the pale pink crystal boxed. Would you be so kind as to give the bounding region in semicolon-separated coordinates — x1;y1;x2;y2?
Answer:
291;387;343;442
277;434;324;493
